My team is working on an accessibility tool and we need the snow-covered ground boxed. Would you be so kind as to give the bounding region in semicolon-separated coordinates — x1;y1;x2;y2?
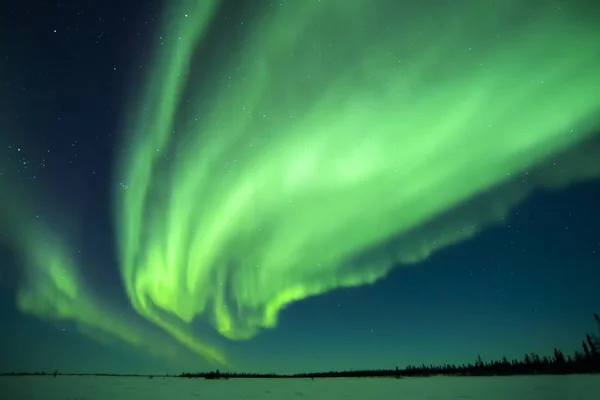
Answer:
1;375;598;399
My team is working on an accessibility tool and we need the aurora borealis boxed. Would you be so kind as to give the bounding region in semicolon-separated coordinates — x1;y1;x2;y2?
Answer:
1;0;600;374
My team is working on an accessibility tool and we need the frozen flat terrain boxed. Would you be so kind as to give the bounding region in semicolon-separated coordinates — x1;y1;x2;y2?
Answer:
1;375;598;400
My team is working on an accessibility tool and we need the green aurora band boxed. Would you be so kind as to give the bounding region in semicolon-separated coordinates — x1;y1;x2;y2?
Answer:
1;0;600;370
0;190;188;363
115;0;600;365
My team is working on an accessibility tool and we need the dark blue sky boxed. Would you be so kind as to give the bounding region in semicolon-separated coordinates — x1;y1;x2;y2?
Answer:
0;1;599;374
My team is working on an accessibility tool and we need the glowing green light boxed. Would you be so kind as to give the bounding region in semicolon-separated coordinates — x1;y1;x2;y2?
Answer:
115;0;600;365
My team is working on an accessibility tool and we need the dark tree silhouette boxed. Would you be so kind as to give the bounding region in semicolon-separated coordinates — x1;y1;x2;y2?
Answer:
583;341;591;360
586;334;598;358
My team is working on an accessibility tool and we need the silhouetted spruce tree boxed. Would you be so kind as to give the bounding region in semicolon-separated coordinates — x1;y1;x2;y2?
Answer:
586;334;598;359
573;350;584;366
583;341;591;360
553;348;565;364
475;354;484;368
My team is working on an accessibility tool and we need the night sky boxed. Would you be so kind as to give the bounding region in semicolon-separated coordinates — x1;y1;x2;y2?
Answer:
1;0;599;375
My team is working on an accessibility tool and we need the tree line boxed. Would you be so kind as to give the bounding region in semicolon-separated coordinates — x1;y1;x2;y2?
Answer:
180;313;600;379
